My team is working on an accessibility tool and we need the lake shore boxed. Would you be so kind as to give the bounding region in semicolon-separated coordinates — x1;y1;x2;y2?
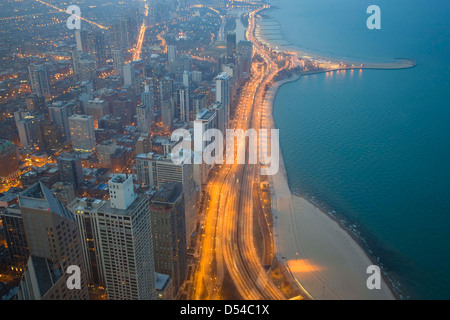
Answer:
262;72;396;300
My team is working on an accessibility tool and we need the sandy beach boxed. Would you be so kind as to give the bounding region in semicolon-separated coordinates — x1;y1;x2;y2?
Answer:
261;75;395;300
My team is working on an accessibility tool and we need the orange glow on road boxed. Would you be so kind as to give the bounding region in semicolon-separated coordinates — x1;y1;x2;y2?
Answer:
287;259;323;274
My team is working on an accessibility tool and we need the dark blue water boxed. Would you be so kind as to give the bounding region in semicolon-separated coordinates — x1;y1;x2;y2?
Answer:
270;0;450;299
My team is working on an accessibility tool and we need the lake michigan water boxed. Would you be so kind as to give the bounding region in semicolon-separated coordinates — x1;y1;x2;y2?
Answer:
265;0;450;299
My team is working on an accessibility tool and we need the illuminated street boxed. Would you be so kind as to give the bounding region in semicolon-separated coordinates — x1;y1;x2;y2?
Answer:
193;6;287;300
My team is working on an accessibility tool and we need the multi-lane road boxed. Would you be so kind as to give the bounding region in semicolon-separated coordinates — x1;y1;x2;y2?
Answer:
193;6;288;300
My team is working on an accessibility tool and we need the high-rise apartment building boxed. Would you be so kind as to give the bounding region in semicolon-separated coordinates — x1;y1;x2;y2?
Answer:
0;140;20;181
97;174;156;300
75;29;89;52
214;72;231;130
16;182;89;300
136;153;197;248
57;152;83;190
69;114;96;152
68;197;106;286
28;64;51;99
150;182;186;293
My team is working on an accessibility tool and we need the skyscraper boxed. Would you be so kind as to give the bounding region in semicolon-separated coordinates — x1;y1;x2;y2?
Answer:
179;86;190;122
57;152;83;190
84;99;110;128
135;153;197;248
25;94;46;114
141;84;154;111
112;49;124;76
136;104;152;134
97;174;156;300
109;23;123;50
0;205;28;273
150;182;186;293
28;64;51;99
168;45;177;74
89;30;107;68
226;31;237;63
193;108;218;190
123;62;136;87
77;59;97;84
214;72;231;131
96;140;117;168
16;115;41;150
238;40;253;76
161;99;174;130
75;29;89;52
0;140;20;181
67;197;106;286
48;101;74;142
16;182;89;300
69;114;96;152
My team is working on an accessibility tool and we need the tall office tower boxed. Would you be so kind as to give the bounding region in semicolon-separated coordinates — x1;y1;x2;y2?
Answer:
77;59;97;84
0;140;20;181
211;102;225;136
167;45;177;74
84;99;110;128
141;84;154;111
25;94;46;114
182;70;192;88
192;93;207;116
75;29;89;52
97;174;156;300
28;64;51;99
109;23;123;50
0;205;29;273
16;115;41;150
112;49;124;76
159;77;174;103
67;197;106;286
193;108;218;189
178;55;192;73
136;104;152;134
48;102;74;141
89;30;107;68
57;152;83;190
123;62;136;87
226;31;237;63
217;54;226;74
96;140;117;168
136;153;161;187
192;71;202;84
119;16;131;48
69;114;96;153
16;182;89;300
135;153;196;248
214;72;231;130
150;182;186;293
178;87;190;122
238;40;253;76
38;120;64;153
161;99;173;130
222;63;237;98
72;50;89;80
